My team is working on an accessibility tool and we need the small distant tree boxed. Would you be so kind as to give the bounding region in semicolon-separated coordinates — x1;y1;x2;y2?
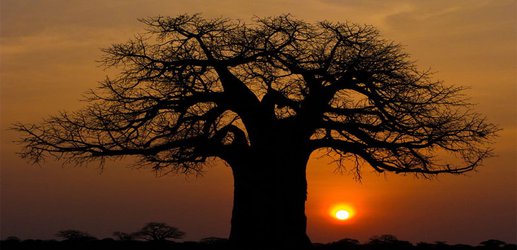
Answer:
55;229;96;241
133;222;185;241
480;239;506;248
112;231;136;241
368;234;412;249
330;238;360;248
4;236;21;242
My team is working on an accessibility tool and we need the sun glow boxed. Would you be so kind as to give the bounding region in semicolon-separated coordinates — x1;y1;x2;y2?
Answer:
335;209;350;220
330;204;355;221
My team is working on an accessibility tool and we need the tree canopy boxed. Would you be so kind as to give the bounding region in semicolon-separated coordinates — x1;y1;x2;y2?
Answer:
14;14;497;178
55;229;96;241
133;222;185;241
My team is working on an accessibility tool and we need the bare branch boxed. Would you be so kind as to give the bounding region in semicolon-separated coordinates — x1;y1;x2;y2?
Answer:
14;14;498;177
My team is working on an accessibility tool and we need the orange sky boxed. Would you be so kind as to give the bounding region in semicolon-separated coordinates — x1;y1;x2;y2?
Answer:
1;0;516;245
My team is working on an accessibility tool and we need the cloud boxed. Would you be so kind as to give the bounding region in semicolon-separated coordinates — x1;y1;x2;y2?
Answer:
384;0;515;33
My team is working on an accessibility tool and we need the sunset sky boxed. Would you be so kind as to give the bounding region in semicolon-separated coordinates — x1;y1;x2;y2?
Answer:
1;0;516;245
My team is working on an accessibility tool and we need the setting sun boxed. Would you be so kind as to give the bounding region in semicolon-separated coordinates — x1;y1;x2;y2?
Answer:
335;210;350;220
330;204;355;222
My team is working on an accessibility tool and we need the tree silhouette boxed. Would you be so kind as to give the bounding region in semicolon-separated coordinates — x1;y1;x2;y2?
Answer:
133;222;185;241
480;239;507;249
4;236;21;242
14;14;498;248
112;231;136;241
55;229;96;241
368;234;413;249
329;238;360;249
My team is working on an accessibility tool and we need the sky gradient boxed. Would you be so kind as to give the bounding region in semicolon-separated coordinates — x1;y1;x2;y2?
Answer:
1;0;516;245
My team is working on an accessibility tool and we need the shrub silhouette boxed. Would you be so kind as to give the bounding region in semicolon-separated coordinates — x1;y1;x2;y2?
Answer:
4;236;21;242
330;238;360;247
112;231;136;241
55;229;96;241
368;234;413;249
480;239;509;249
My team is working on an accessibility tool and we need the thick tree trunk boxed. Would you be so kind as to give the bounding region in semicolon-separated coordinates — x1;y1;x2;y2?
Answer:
228;149;312;249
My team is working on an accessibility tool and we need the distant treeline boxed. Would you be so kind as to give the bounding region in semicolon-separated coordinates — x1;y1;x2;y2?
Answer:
2;236;515;250
2;223;515;250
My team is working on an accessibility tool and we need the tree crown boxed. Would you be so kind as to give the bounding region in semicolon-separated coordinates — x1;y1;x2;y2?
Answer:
14;14;498;177
134;222;185;241
55;229;96;241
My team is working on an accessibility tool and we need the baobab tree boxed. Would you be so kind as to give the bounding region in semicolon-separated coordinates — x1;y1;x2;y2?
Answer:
14;14;497;249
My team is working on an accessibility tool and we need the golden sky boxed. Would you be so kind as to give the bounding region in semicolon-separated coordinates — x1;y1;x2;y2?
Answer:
1;0;516;244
